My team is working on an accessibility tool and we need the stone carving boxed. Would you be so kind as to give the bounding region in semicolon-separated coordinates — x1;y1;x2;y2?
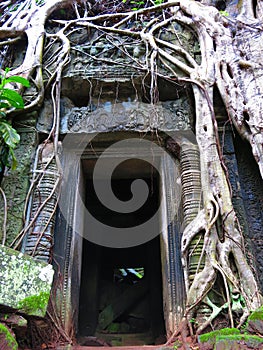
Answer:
60;23;200;81
61;99;193;134
37;97;75;134
180;142;203;285
180;142;202;226
62;41;146;80
22;142;60;263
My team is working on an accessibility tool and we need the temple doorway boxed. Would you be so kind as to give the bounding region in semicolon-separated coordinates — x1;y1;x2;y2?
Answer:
54;133;188;342
78;237;165;346
78;160;165;346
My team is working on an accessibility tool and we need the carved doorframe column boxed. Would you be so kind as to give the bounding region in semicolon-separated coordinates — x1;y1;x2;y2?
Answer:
52;148;85;334
160;151;185;336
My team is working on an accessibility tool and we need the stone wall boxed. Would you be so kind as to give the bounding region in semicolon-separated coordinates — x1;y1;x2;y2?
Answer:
0;115;37;246
234;134;263;290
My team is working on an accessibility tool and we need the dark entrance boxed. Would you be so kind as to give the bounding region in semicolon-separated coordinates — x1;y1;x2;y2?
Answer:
78;173;165;346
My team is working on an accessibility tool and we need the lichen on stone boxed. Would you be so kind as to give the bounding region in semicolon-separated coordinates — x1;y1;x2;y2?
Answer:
0;245;54;317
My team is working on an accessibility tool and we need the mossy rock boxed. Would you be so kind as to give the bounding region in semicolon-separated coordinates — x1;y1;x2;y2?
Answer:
199;328;240;344
248;306;263;321
198;328;240;349
0;245;54;317
247;306;263;335
0;323;18;350
215;334;263;349
199;329;263;350
17;292;50;317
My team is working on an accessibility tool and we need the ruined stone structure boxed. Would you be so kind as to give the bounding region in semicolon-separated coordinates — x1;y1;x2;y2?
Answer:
0;12;263;348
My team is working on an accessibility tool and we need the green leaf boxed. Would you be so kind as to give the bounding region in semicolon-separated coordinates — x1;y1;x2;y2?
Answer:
5;76;30;87
8;148;18;170
0;121;20;148
219;10;229;16
0;102;10;109
0;88;24;108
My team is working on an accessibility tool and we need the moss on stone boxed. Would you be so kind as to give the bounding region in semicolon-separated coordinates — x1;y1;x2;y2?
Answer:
199;328;263;349
248;306;263;321
17;291;50;317
216;334;263;349
0;323;18;350
216;334;263;342
0;245;53;317
199;327;240;343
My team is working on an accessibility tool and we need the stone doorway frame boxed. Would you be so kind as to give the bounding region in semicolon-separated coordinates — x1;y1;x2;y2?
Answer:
53;129;201;339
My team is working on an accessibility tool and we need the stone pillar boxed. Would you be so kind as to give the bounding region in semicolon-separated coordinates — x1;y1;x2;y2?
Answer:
180;141;202;285
52;148;84;335
22;142;61;263
160;152;185;336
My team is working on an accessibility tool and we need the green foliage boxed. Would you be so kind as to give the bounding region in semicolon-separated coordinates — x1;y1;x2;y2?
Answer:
219;10;229;16
128;0;145;11
36;0;45;5
0;68;30;171
122;0;164;11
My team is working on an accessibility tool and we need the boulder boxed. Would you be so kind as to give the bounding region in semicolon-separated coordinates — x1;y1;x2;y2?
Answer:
0;245;54;317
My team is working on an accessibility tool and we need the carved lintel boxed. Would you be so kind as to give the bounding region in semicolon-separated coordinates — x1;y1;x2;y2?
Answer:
61;100;193;134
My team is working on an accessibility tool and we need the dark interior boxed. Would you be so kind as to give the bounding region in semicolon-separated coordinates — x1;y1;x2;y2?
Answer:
78;174;165;346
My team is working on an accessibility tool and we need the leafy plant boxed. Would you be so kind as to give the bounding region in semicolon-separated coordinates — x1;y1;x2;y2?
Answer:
122;0;164;11
0;68;30;171
130;0;144;11
219;10;229;16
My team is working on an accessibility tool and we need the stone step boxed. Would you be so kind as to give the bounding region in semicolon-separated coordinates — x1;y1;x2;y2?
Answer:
57;346;172;350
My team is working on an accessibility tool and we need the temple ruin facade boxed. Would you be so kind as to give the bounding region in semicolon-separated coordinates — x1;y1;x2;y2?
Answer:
0;6;263;348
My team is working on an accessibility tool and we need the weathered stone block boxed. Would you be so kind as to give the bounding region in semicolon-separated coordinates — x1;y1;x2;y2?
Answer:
247;307;263;335
0;322;18;350
198;328;263;350
198;328;240;350
215;335;263;350
0;245;54;317
0;116;37;246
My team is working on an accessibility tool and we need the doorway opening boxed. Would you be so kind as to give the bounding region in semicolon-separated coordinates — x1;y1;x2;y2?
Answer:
78;161;166;346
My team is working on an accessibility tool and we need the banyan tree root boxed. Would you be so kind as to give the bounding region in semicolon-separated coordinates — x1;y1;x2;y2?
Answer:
180;84;262;333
